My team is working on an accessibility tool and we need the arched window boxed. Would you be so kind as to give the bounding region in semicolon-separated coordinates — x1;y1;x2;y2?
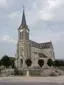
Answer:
26;32;28;40
19;32;21;39
19;31;23;39
21;31;23;39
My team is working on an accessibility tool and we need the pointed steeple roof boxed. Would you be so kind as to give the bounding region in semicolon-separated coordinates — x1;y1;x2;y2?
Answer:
18;7;29;30
21;7;26;26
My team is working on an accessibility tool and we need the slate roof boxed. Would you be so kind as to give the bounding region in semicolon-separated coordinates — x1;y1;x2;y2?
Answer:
21;8;26;26
30;40;40;48
30;40;52;49
40;42;52;49
18;8;28;30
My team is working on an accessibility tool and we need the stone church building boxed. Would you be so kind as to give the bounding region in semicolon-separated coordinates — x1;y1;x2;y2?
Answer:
15;8;55;70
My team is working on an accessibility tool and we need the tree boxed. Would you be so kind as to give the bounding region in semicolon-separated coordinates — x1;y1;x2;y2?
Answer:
0;60;2;66
1;55;11;68
0;55;15;68
25;59;32;67
38;59;44;68
9;57;15;68
47;59;53;67
53;60;64;67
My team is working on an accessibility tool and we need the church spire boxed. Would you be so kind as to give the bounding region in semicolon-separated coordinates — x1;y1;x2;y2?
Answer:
18;6;28;30
21;6;27;26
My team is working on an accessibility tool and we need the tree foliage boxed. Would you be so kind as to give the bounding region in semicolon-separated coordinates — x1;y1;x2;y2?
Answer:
25;59;32;67
1;55;11;67
38;59;44;67
53;60;64;67
9;57;15;68
47;59;53;67
0;55;15;68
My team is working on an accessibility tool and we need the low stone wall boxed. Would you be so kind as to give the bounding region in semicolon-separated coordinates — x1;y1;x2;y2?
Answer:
0;68;14;76
0;67;64;77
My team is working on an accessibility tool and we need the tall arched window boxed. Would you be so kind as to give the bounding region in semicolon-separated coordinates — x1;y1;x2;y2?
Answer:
19;31;23;39
25;29;29;40
21;31;23;39
19;32;21;39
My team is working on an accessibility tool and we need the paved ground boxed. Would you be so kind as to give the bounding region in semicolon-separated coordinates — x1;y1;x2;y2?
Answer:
0;82;64;85
0;76;64;85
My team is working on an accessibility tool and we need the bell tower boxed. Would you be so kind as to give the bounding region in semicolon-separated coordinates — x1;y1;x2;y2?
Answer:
16;7;31;69
18;7;29;41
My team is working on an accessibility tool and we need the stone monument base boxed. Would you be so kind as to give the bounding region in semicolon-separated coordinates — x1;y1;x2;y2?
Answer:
26;70;29;77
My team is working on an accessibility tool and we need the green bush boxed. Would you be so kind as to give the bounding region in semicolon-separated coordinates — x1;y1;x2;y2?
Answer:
25;59;32;67
53;60;64;67
47;59;53;67
38;59;44;67
0;55;15;68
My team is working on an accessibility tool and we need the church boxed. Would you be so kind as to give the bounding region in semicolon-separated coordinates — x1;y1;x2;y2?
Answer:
15;8;55;70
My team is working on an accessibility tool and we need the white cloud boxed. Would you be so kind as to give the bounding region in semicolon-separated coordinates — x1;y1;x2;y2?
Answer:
9;11;21;19
30;28;64;44
0;0;8;8
46;31;64;43
0;35;17;44
34;0;64;20
48;0;62;8
8;9;39;26
39;10;54;20
8;0;64;26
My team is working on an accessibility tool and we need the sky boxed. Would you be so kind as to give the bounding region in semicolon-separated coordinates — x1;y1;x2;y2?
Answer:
0;0;64;59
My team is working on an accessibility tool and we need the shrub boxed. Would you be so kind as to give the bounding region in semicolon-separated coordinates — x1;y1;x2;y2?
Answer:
53;60;64;67
47;59;53;67
38;59;44;68
25;59;32;67
1;55;11;68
